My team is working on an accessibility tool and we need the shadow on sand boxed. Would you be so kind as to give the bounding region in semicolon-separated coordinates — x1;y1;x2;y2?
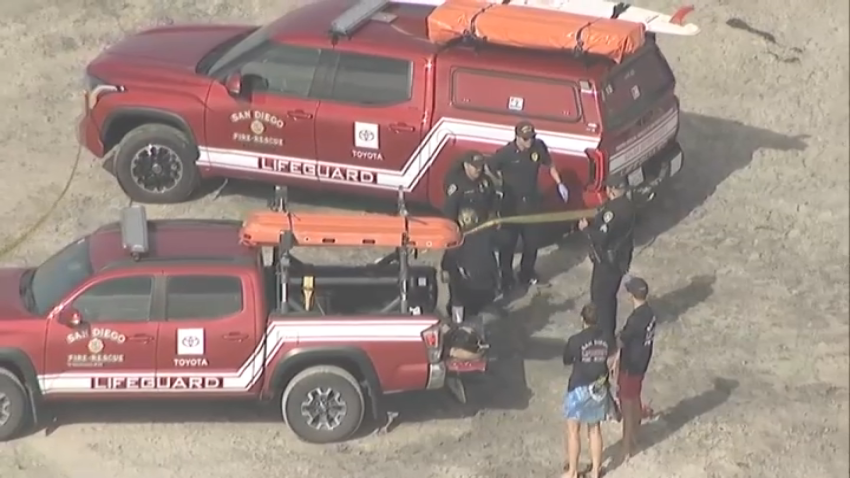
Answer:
603;377;740;472
535;112;807;284
653;274;717;324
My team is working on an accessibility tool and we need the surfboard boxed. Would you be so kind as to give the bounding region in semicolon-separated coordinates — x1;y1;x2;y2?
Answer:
397;0;700;36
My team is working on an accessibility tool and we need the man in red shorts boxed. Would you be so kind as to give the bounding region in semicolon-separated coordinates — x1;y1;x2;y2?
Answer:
616;276;656;461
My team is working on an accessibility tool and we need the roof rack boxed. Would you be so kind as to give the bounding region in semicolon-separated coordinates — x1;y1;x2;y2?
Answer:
240;186;462;249
329;0;392;43
414;0;699;38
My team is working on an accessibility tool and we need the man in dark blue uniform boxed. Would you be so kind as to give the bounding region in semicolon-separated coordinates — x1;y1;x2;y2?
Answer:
487;121;569;292
578;175;636;345
440;151;500;322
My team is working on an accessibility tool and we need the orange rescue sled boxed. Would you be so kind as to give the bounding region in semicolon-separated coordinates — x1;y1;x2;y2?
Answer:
240;211;462;249
426;0;646;62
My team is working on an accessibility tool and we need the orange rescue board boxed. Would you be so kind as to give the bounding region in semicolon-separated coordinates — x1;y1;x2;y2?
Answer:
240;211;463;249
426;0;646;63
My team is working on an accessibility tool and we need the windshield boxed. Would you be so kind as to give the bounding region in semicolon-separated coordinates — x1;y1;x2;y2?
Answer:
30;237;94;315
208;23;275;76
600;47;675;130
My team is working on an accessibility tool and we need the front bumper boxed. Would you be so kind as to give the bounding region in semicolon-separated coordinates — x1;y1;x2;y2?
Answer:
626;141;684;206
76;112;105;158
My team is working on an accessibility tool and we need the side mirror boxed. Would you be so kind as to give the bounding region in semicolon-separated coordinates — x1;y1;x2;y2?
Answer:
224;72;243;97
58;307;82;327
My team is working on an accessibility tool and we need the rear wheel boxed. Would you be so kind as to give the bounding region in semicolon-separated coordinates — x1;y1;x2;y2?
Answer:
0;369;30;441
114;124;200;204
281;366;365;444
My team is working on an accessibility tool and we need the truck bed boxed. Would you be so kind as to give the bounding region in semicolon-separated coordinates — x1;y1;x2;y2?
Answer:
261;262;439;317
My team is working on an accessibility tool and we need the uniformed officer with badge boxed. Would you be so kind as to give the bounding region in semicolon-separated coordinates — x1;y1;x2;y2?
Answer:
440;151;500;322
578;175;636;344
487;120;570;292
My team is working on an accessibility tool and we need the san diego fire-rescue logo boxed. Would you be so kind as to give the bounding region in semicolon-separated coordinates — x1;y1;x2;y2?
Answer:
66;328;125;366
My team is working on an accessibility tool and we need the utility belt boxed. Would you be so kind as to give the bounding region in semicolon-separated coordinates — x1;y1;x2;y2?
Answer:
589;242;631;275
501;192;540;215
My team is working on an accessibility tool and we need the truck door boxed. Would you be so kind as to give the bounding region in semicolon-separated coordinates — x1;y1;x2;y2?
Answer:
43;274;159;395
155;273;259;396
314;51;426;193
202;43;323;185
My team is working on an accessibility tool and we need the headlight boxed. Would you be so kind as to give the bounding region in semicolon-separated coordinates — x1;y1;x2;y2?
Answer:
83;74;123;110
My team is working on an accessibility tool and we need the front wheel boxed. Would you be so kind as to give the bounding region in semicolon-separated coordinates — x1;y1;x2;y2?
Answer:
281;366;365;444
114;124;200;204
0;369;31;441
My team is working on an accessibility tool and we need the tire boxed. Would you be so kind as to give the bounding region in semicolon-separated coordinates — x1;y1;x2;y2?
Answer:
0;368;30;441
114;123;200;204
281;365;365;444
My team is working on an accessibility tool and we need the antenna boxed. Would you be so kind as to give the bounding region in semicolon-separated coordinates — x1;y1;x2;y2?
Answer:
120;204;149;261
329;0;391;40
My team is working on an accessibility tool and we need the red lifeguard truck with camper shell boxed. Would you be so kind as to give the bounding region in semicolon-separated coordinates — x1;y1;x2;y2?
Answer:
78;0;697;212
0;191;488;444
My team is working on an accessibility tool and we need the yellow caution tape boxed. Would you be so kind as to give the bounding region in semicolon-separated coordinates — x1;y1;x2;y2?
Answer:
0;144;84;259
464;208;597;236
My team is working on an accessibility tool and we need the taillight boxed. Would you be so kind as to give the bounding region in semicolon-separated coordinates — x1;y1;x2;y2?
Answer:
584;148;607;187
421;325;442;364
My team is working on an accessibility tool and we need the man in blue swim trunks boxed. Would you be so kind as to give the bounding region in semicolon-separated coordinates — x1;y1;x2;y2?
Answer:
562;303;618;478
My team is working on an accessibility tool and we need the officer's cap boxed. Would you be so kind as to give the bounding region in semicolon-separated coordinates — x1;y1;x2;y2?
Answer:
462;151;486;167
624;276;649;298
514;121;536;140
605;175;629;190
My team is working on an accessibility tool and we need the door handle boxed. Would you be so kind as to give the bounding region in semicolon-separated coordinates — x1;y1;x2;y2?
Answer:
127;333;154;343
389;123;415;133
222;332;249;342
287;110;313;120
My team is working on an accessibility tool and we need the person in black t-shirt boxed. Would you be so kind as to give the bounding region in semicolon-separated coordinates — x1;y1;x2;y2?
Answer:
561;304;618;478
616;276;656;461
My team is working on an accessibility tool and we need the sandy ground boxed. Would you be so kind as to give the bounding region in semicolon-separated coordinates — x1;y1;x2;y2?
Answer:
0;0;848;476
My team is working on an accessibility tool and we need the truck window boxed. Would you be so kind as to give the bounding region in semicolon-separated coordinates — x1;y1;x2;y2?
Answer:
72;276;153;323
328;52;412;106
30;237;94;315
165;275;244;320
600;48;675;130
242;44;321;98
451;68;581;123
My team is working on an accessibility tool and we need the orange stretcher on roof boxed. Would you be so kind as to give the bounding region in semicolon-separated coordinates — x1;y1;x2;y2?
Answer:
239;211;463;249
426;0;646;62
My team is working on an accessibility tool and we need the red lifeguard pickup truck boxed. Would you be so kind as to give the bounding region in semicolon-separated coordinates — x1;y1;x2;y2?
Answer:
78;0;689;211
0;196;487;443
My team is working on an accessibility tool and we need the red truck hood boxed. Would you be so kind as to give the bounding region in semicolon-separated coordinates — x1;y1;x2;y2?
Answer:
104;24;251;70
0;268;32;318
